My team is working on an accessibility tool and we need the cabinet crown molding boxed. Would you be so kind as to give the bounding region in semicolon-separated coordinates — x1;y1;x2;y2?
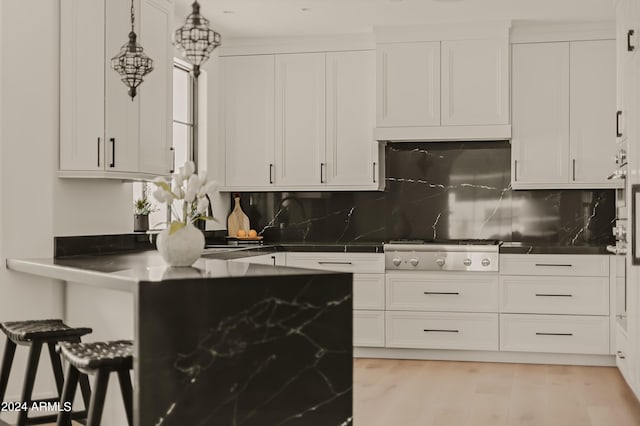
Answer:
374;20;511;43
218;34;375;56
510;20;615;43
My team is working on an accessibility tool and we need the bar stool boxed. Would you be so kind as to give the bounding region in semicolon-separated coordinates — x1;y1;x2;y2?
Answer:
0;319;93;425
56;340;133;426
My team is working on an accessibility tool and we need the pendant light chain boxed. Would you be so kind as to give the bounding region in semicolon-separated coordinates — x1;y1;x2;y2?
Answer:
130;0;135;33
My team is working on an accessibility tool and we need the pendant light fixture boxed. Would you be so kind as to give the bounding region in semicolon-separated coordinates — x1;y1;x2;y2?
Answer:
174;1;222;78
111;0;154;100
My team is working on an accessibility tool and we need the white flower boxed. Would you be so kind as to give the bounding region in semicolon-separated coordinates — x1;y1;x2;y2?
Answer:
196;197;209;215
152;188;166;203
184;175;201;203
199;181;219;196
172;173;184;189
183;161;195;177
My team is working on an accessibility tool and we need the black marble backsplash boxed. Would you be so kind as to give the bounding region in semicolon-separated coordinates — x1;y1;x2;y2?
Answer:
238;141;615;246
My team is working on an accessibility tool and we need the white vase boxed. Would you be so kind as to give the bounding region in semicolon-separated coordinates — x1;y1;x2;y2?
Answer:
156;223;205;267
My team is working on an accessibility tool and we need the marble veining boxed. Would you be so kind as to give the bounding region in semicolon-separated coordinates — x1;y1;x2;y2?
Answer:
239;141;614;248
139;273;353;426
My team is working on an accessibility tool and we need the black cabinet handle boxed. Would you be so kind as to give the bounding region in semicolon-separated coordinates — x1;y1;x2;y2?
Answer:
618;350;626;359
628;29;635;52
373;162;377;183
424;292;460;295
269;163;274;184
424;329;459;333
617;110;623;137
317;261;352;265
572;159;576;181
169;147;175;173
514;160;518;182
109;138;115;168
320;162;325;183
535;294;573;297
535;263;572;267
536;332;573;336
97;137;101;167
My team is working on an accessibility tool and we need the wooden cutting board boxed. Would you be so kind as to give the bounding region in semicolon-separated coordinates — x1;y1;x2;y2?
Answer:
227;194;250;237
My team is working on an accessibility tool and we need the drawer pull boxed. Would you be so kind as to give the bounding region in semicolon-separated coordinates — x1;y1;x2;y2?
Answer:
317;261;353;265
618;350;626;359
535;293;573;297
424;329;459;333
424;292;460;295
535;263;572;267
535;332;573;336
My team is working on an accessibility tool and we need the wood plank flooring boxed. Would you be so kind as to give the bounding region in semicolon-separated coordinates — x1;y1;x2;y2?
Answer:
354;358;640;426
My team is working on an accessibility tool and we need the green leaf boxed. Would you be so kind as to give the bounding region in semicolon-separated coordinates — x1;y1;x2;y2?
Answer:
168;222;186;235
154;181;172;192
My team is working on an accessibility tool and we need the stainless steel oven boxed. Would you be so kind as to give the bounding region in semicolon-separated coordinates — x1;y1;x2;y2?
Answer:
608;146;628;255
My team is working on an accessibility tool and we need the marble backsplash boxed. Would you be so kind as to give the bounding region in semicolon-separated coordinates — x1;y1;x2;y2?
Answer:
236;141;615;246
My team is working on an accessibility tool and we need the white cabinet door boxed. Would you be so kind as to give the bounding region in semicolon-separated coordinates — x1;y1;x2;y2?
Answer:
326;51;377;187
441;39;509;126
512;42;570;186
60;0;105;171
569;40;616;186
275;53;326;186
104;0;141;173
138;0;172;176
223;55;276;188
376;42;440;127
616;0;634;144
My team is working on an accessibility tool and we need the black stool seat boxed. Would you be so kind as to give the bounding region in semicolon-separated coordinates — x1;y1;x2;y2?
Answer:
57;340;134;426
57;340;133;371
1;319;92;343
0;319;92;426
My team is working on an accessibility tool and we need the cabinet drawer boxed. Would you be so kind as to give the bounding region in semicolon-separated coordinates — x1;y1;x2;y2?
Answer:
615;325;631;383
354;310;385;347
500;254;609;276
500;314;609;354
385;311;498;351
354;274;385;310
500;276;609;315
386;272;498;312
285;252;384;273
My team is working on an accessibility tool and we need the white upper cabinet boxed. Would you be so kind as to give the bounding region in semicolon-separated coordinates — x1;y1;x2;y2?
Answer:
512;40;618;189
138;0;173;175
441;39;509;126
570;40;616;185
222;55;275;188
376;42;441;127
220;50;382;192
326;50;379;187
512;42;570;186
60;0;173;180
374;25;512;141
274;53;326;187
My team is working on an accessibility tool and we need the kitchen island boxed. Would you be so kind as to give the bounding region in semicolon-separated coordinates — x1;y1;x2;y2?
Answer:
6;252;353;426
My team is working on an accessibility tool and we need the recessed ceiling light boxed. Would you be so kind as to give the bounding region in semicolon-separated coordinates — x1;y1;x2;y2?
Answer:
223;10;235;14
433;0;464;2
301;7;311;12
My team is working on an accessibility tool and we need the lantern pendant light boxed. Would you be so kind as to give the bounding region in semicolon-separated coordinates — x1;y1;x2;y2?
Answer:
111;0;154;100
174;1;222;78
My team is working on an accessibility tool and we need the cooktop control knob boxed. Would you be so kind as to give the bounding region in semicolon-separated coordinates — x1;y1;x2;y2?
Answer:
409;258;419;267
481;258;491;267
436;258;445;267
392;257;402;267
463;258;472;266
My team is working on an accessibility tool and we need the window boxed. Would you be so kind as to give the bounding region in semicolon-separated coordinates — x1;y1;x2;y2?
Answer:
133;61;195;230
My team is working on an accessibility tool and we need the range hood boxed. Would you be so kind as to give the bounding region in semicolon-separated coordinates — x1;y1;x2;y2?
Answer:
374;124;512;142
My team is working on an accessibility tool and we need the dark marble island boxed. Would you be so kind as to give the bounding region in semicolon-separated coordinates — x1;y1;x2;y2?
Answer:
7;253;353;426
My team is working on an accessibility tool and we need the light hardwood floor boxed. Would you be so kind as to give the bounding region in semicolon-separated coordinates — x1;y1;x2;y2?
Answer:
354;358;640;426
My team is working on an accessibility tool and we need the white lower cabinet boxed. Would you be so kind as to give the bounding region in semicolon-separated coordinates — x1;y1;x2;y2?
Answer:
286;252;385;347
386;311;499;351
354;310;385;348
500;314;610;355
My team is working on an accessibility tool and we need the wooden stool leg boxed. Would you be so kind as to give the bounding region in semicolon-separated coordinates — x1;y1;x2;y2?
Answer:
86;369;109;426
79;374;92;411
117;370;133;426
0;339;17;403
47;342;65;396
16;341;42;426
56;364;79;426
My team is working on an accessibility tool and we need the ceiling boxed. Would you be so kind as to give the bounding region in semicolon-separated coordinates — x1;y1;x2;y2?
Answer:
174;0;616;39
